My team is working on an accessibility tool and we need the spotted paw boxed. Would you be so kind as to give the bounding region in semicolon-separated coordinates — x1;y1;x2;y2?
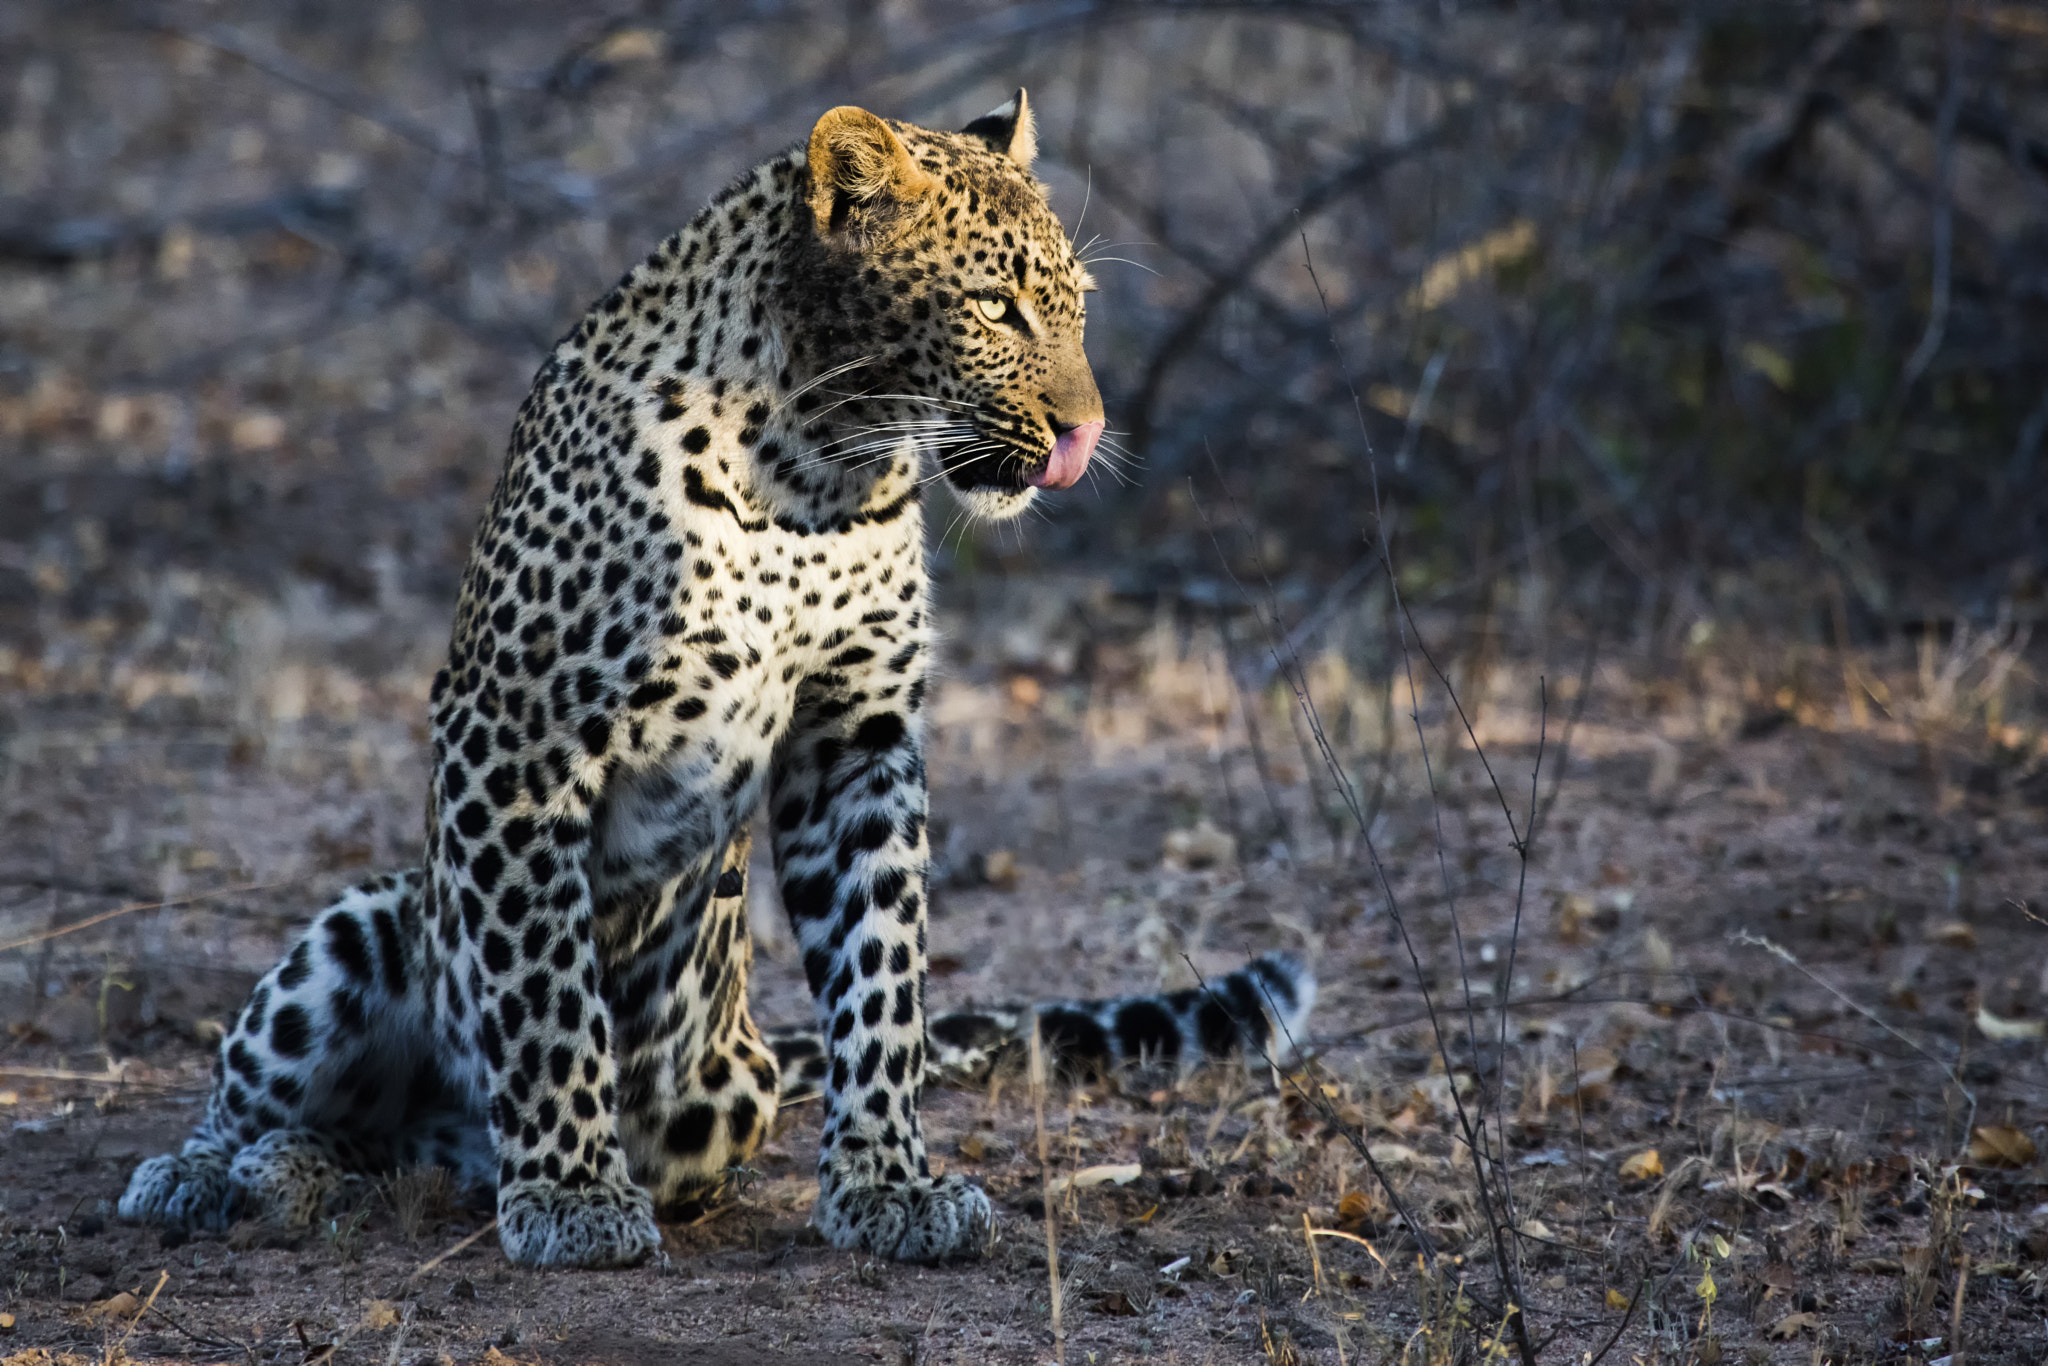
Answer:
228;1130;355;1228
119;1150;238;1231
496;1180;660;1269
816;1174;991;1262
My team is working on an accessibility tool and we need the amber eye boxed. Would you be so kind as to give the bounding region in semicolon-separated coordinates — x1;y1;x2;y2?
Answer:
973;296;1008;324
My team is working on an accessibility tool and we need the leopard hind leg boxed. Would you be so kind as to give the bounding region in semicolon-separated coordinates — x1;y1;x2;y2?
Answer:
121;872;441;1230
609;836;781;1216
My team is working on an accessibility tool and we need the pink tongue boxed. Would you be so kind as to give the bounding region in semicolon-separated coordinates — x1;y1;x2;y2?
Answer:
1029;420;1104;490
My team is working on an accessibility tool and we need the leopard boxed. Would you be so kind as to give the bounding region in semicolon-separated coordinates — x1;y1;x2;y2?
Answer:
119;92;1316;1270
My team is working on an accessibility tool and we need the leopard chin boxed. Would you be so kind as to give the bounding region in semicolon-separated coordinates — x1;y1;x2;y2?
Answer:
945;483;1039;522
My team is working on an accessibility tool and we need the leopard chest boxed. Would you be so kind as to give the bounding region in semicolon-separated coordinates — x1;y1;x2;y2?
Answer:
586;502;929;908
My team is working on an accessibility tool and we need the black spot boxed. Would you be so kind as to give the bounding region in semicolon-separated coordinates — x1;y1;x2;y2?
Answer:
498;884;531;926
1112;1001;1181;1062
277;940;314;990
471;845;504;893
324;914;375;985
782;872;835;922
629;679;678;709
665;1103;717;1155
845;813;893;854
1035;1007;1110;1063
485;765;520;808
852;711;905;752
456;801;491;838
1195;998;1237;1056
578;715;612;755
713;869;745;898
371;910;408;997
270;1004;312;1059
483;932;514;973
682;426;710;453
729;1094;759;1145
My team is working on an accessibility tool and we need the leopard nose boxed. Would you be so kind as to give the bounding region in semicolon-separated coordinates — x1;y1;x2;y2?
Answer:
1030;418;1103;490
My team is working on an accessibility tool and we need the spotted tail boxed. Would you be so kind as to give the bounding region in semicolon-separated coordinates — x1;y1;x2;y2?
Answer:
768;952;1316;1106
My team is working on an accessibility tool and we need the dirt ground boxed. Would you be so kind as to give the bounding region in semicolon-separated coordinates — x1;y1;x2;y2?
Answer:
0;560;2044;1364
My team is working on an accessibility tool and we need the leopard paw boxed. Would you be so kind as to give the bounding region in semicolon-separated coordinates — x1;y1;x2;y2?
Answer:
119;1150;238;1231
228;1130;356;1228
816;1174;990;1263
496;1180;659;1269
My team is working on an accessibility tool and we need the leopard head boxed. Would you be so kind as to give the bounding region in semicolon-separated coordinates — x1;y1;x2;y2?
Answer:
785;91;1105;521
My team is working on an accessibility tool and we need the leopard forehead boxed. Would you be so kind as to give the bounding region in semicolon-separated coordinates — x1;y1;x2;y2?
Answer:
870;122;1093;309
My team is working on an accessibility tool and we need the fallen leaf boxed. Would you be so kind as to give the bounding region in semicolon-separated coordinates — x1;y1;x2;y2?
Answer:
0;1311;14;1331
1767;1312;1820;1339
1975;1007;2047;1041
1928;921;1978;949
1619;1149;1663;1182
1049;1162;1142;1195
1336;1190;1374;1227
1969;1124;2039;1168
1604;1288;1630;1310
1366;1142;1422;1167
83;1291;140;1323
363;1301;401;1330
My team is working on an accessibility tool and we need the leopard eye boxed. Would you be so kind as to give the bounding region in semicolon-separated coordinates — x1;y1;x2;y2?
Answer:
973;296;1008;324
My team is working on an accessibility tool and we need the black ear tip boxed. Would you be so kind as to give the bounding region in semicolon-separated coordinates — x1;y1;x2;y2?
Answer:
962;89;1036;165
962;100;1019;139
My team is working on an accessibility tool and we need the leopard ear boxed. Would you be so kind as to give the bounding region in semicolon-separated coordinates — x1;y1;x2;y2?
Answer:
807;106;937;237
961;89;1036;168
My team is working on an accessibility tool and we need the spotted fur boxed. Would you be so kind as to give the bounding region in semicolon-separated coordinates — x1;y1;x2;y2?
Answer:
120;93;1313;1269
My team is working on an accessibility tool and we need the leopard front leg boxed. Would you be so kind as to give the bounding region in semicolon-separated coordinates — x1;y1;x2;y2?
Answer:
428;701;656;1269
770;686;988;1262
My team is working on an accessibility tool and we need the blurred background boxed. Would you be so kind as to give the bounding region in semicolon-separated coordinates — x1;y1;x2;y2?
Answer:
5;0;2045;632
0;0;2045;1043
